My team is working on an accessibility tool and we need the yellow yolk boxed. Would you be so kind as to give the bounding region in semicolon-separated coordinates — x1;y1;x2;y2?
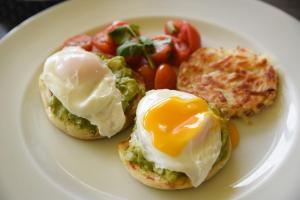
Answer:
143;97;215;157
228;121;239;149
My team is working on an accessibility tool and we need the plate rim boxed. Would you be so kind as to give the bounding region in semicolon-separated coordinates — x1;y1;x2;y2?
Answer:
1;0;300;200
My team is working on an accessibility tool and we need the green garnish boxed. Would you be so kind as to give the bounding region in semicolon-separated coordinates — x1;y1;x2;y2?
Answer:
109;24;140;45
116;40;144;57
109;23;156;69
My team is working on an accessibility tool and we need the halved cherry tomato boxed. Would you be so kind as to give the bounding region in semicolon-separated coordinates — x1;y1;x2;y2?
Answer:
137;64;156;90
164;20;201;65
165;20;184;36
92;31;116;55
154;64;177;89
63;34;93;51
151;35;173;64
125;55;143;69
105;20;128;33
183;22;201;53
92;20;129;55
172;37;190;66
132;70;145;87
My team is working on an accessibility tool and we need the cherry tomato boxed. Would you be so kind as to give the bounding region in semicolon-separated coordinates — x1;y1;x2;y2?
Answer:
132;71;145;87
105;20;128;33
125;55;143;69
92;31;116;55
172;37;190;66
63;34;93;51
137;64;156;90
164;20;201;65
92;20;129;55
154;64;177;89
183;22;201;53
164;20;183;35
151;35;173;64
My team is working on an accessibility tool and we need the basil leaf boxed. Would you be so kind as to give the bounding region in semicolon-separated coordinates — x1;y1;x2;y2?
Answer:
109;26;132;45
109;24;140;45
117;40;144;57
166;21;177;34
129;24;140;36
139;36;155;54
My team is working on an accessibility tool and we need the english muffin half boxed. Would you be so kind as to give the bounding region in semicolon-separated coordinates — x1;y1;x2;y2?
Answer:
118;132;231;189
118;89;234;189
39;47;144;140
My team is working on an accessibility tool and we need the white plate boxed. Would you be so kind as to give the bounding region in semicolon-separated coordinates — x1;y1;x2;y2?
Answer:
1;0;300;199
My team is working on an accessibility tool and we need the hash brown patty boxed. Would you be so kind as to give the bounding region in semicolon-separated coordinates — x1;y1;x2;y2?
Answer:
177;47;278;119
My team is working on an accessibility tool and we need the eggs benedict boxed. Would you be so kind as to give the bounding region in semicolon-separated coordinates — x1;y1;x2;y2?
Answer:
118;89;233;189
39;46;144;139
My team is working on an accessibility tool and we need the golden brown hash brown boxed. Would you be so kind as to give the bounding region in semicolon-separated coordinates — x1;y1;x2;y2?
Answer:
177;47;278;119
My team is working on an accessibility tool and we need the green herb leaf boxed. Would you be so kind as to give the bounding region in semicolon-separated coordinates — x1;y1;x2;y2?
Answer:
117;40;144;57
137;36;155;69
129;24;140;36
109;24;140;45
113;26;156;69
139;36;155;54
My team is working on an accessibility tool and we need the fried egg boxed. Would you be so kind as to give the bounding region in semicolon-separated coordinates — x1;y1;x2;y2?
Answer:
131;89;222;187
40;46;125;137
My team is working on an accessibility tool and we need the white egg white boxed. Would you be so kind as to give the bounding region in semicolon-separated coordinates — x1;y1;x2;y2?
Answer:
131;89;222;187
40;47;125;137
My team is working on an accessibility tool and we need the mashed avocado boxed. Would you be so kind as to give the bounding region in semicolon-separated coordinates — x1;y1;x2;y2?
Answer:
106;56;145;112
124;122;230;183
125;140;187;182
49;95;98;134
210;104;230;165
214;120;230;165
48;55;144;133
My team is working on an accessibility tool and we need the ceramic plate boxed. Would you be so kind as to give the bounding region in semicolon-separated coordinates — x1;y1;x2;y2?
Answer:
0;0;300;199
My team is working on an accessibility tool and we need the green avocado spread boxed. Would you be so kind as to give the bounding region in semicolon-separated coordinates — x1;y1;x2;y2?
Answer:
48;55;144;133
124;118;230;183
49;95;98;134
106;56;145;112
125;139;187;182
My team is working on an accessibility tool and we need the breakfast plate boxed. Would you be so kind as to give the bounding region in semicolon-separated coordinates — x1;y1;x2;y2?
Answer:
1;0;300;199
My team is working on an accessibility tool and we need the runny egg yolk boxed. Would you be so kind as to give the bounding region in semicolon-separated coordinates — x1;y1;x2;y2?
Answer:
143;96;218;157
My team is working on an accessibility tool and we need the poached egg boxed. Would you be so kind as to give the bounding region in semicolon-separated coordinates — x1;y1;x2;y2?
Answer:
40;46;125;137
131;89;222;187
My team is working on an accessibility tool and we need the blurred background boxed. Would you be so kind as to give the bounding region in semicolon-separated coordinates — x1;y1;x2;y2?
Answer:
0;0;299;39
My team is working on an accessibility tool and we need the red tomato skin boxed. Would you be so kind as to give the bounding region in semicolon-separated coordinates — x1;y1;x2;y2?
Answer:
172;37;190;66
151;35;173;64
164;19;184;35
92;31;116;55
63;34;93;51
92;21;129;55
125;55;143;69
185;23;201;52
164;20;201;65
154;64;177;89
105;20;128;33
137;64;156;90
